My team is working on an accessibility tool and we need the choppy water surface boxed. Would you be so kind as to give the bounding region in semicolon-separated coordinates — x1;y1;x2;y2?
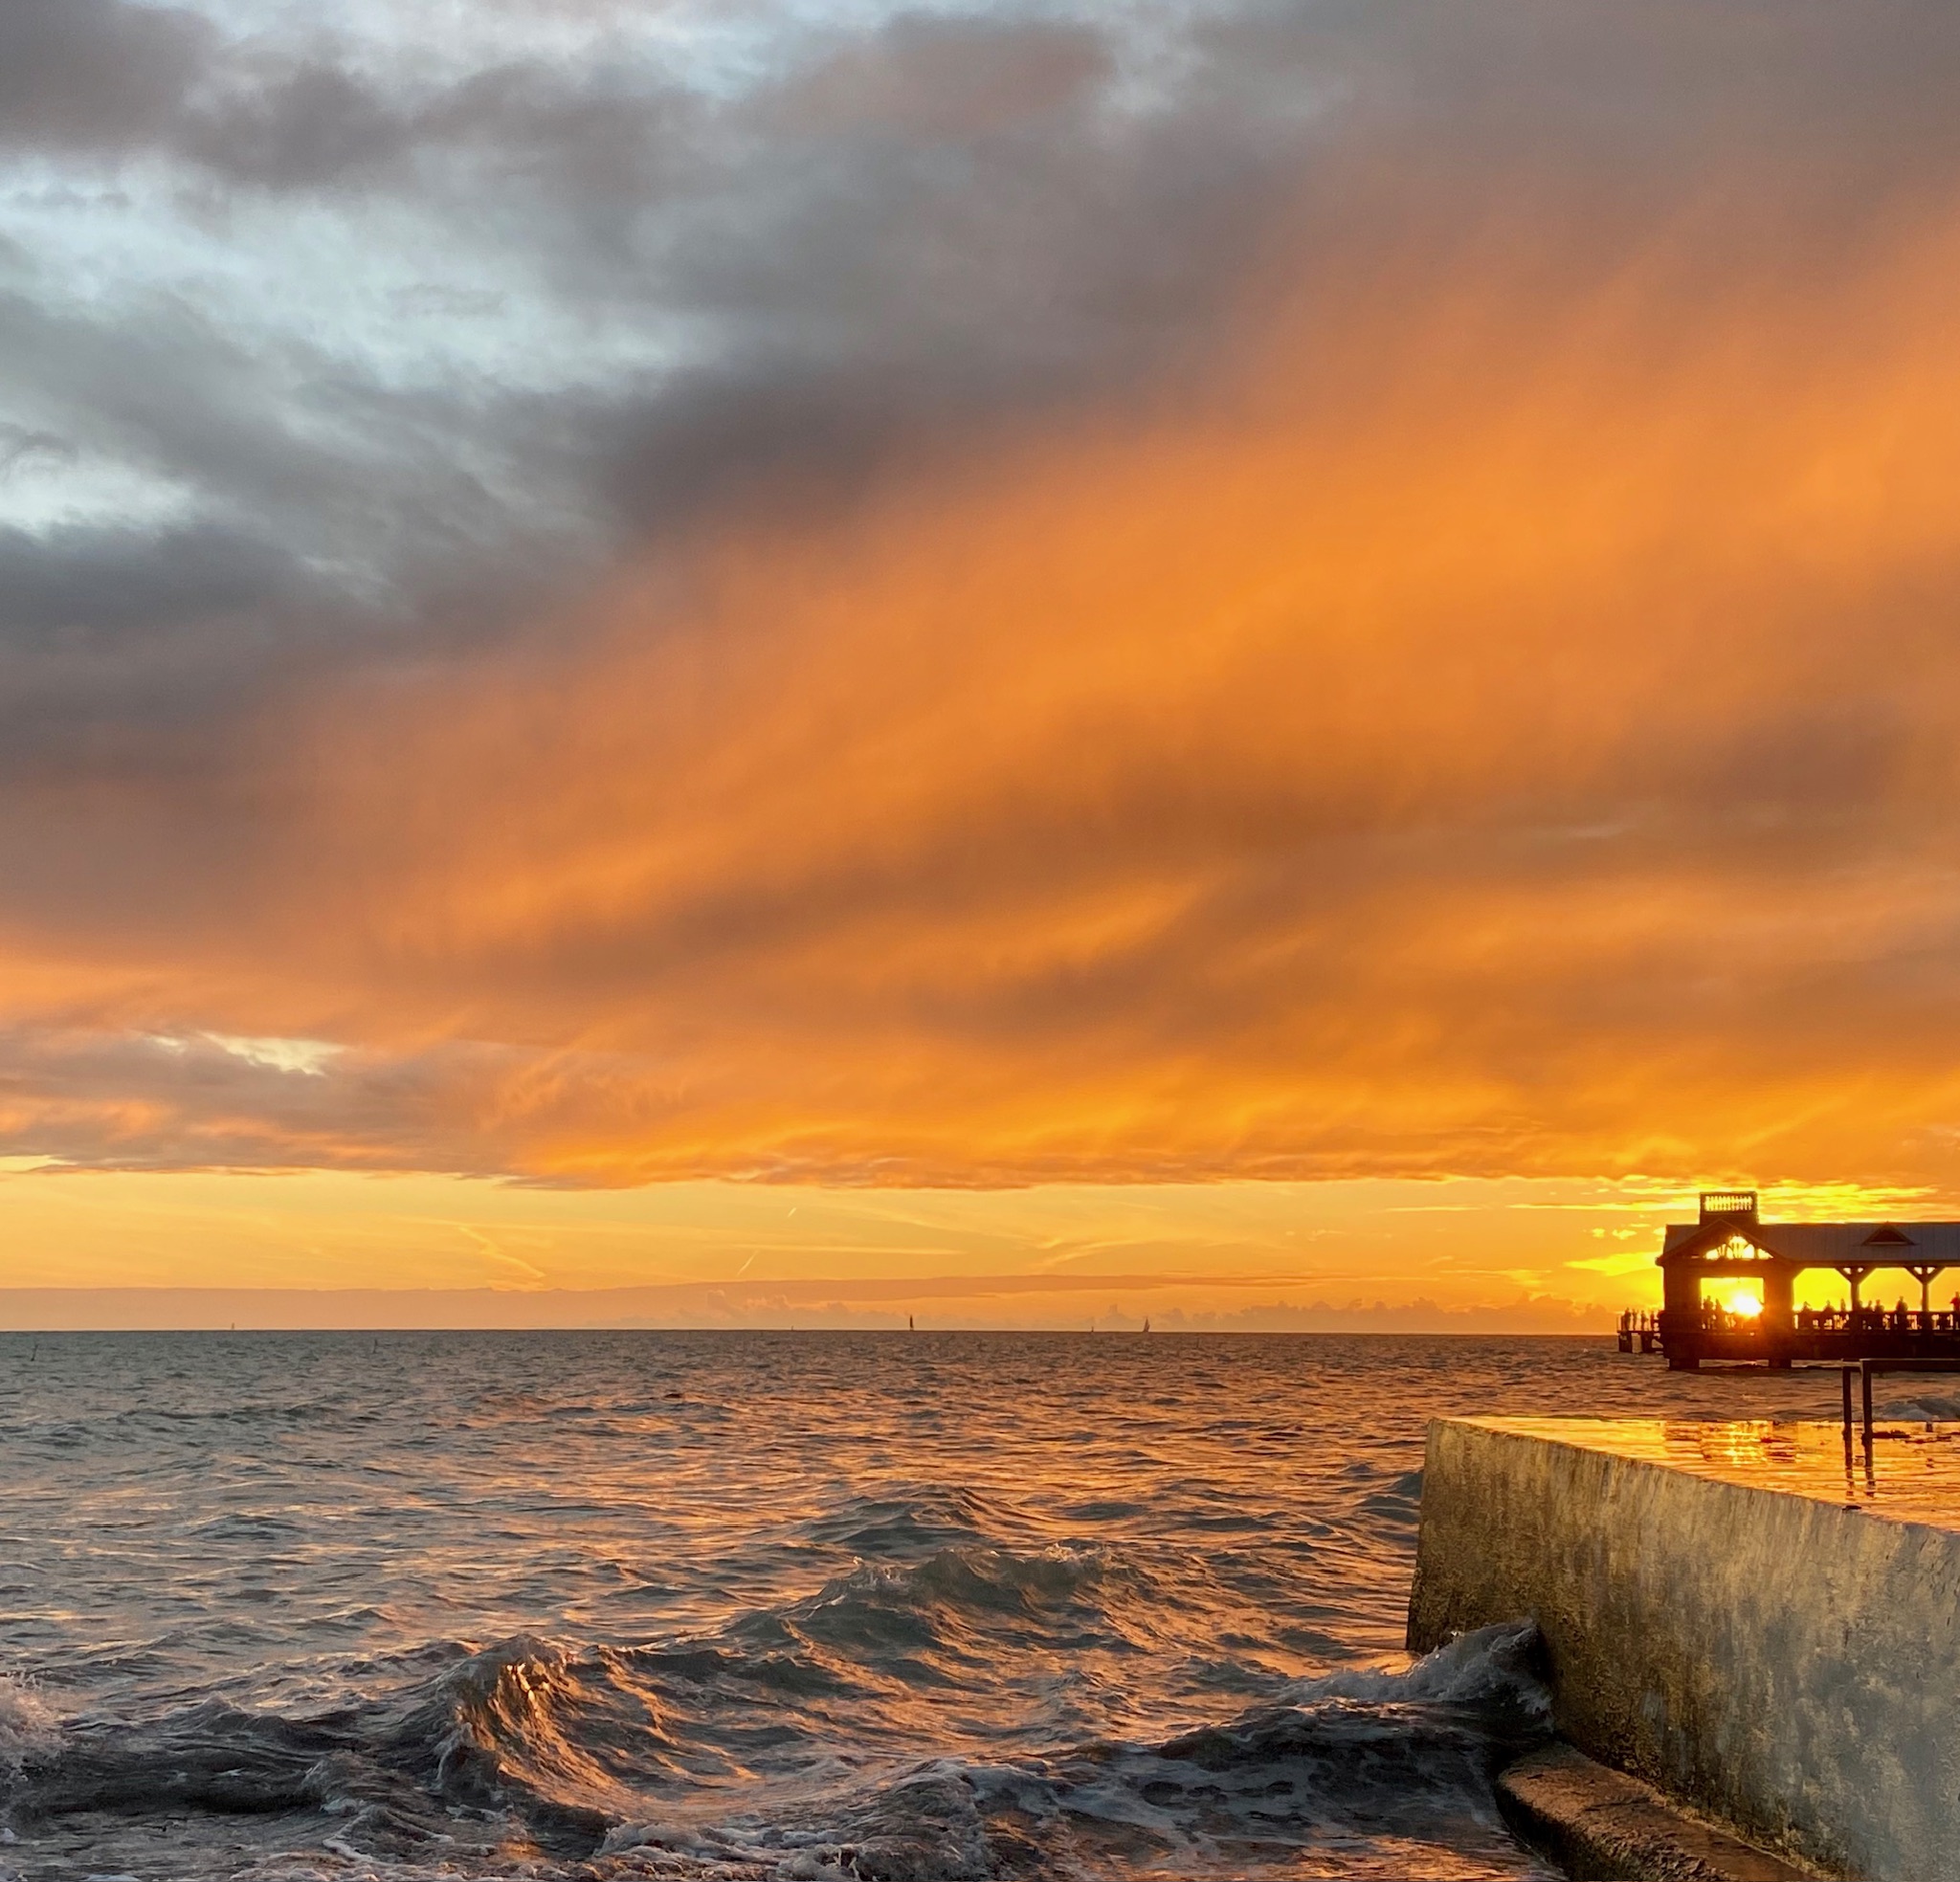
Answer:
0;1332;1846;1881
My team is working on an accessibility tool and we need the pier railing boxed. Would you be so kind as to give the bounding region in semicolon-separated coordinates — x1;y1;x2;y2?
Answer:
1643;1304;1960;1338
1797;1306;1960;1336
1643;1301;1960;1367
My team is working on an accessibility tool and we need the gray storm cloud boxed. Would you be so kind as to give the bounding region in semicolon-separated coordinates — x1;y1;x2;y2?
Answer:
0;3;1318;742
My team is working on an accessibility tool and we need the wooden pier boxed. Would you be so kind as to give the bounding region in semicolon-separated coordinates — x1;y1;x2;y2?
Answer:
1616;1310;1661;1355
1625;1191;1960;1370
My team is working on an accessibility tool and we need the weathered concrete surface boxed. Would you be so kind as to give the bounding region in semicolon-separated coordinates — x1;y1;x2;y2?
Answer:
1409;1419;1960;1881
1498;1742;1818;1881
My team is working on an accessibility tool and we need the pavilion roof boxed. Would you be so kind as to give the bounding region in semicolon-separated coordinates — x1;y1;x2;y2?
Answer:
1660;1221;1960;1266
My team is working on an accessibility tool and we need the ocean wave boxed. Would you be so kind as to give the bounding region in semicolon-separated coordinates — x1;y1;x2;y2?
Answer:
1874;1392;1960;1423
698;1539;1173;1702
598;1620;1553;1882
797;1486;1033;1559
2;1539;1169;1840
796;1542;1147;1632
1;1622;1551;1879
1351;1469;1427;1524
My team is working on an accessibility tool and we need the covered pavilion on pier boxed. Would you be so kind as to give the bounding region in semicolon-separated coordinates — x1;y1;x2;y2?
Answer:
1644;1192;1960;1370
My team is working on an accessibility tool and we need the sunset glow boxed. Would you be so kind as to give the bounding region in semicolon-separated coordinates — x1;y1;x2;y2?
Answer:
1707;1284;1765;1320
7;0;1960;1320
16;16;1955;1882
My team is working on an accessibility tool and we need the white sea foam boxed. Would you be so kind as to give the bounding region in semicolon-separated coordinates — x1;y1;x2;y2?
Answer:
1292;1617;1551;1718
0;1673;58;1781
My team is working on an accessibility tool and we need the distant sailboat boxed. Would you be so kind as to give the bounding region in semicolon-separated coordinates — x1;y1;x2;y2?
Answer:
1142;1317;1150;1334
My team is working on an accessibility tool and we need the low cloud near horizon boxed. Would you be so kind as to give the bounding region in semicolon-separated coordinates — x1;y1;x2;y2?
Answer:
8;1;1960;1219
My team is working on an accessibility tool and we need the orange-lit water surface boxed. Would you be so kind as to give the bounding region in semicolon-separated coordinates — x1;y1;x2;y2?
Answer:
1470;1413;1960;1527
0;1334;1872;1880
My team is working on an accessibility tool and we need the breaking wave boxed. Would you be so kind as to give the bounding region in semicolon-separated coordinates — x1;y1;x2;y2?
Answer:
1;1606;1550;1880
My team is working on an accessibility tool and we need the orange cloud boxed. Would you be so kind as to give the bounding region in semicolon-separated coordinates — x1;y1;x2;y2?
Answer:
11;182;1960;1192
10;6;1960;1220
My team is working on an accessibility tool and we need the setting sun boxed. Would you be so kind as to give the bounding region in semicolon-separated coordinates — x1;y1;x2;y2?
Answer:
1707;1283;1766;1318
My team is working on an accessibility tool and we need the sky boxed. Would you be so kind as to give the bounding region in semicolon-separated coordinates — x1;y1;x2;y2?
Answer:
5;0;1960;1326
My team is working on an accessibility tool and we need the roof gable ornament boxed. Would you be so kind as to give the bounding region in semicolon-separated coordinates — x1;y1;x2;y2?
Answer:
1702;1231;1771;1262
1862;1224;1916;1247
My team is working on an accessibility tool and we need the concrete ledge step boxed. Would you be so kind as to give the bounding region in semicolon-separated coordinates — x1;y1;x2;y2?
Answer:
1497;1743;1824;1882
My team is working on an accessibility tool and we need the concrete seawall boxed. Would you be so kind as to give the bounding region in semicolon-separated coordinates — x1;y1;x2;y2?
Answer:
1408;1418;1960;1881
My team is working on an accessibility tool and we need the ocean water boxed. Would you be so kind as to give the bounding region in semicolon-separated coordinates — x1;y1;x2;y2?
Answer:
0;1331;1848;1882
